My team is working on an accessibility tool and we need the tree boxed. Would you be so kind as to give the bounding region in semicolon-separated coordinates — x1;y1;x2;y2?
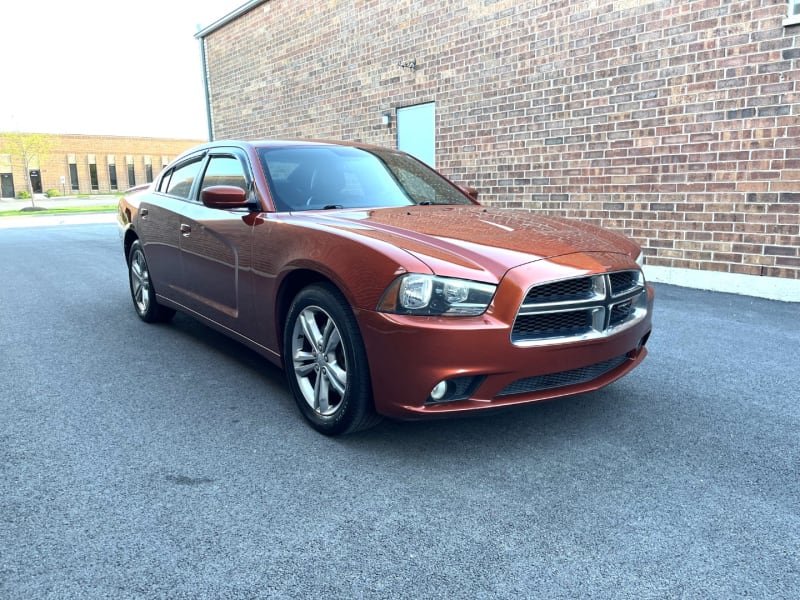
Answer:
0;132;53;207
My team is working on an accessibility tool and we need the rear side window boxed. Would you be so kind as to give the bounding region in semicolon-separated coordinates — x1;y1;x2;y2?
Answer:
162;159;203;199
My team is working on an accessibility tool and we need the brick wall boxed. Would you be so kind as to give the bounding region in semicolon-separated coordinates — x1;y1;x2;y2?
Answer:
202;0;799;281
0;134;203;196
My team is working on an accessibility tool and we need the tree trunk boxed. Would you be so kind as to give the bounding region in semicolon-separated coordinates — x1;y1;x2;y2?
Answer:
24;160;36;208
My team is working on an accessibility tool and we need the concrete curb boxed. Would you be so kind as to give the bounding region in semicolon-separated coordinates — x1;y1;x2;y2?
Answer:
0;213;117;229
0;195;121;211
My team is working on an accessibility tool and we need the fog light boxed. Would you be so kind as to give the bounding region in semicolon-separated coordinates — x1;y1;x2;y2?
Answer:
430;380;449;401
425;375;486;405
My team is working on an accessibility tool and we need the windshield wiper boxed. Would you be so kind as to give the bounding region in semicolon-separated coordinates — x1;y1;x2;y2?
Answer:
323;204;344;210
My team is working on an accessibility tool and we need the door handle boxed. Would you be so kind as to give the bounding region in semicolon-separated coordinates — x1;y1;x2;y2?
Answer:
140;208;148;218
180;223;191;236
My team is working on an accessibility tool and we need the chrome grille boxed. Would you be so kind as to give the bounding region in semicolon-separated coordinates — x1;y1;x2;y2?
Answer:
513;310;593;338
610;299;634;326
498;354;629;397
524;278;595;302
512;270;646;345
609;271;638;296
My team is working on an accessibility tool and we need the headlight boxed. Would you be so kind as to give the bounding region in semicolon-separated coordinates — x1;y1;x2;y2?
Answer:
377;274;497;316
635;250;644;267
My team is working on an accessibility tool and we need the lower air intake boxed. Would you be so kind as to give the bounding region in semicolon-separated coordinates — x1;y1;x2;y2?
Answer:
497;354;629;397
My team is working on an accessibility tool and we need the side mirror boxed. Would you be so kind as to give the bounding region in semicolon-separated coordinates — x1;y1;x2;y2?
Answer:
201;185;249;209
459;185;480;202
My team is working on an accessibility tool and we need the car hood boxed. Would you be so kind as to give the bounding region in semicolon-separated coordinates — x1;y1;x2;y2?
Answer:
299;205;641;281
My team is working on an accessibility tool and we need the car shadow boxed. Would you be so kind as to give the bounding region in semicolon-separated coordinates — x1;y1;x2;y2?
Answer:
163;312;295;407
156;311;645;456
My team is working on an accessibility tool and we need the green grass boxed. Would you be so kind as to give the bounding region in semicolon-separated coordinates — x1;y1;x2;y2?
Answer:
0;205;117;218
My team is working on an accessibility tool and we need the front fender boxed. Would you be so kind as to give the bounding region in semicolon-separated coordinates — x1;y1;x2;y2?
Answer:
249;215;433;354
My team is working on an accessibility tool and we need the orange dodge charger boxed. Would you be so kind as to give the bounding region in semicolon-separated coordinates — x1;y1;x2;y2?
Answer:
118;140;653;435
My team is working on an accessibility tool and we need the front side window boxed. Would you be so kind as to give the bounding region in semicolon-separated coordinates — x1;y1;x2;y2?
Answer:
200;155;247;192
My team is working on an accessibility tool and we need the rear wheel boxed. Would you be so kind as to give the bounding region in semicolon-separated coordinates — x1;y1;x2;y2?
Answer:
284;284;381;435
127;239;175;323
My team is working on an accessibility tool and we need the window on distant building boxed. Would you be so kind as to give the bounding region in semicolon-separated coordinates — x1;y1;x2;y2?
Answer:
88;154;99;191
162;155;170;168
0;155;14;199
126;155;136;187
107;155;118;191
144;155;153;183
68;154;79;191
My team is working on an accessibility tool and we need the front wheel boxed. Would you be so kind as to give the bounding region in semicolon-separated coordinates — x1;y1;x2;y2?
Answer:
284;284;381;435
127;239;175;323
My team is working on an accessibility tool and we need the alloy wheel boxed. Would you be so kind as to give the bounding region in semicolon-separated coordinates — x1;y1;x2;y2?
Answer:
130;247;151;315
290;305;348;416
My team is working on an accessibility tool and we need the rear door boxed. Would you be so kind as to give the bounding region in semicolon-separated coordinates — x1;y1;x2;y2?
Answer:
137;153;205;303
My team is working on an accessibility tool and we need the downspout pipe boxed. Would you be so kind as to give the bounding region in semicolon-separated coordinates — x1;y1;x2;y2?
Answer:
198;31;213;141
195;2;266;141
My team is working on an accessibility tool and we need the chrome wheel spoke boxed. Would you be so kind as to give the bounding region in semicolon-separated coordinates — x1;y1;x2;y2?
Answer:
132;275;142;297
293;350;316;376
326;363;347;396
323;324;340;354
315;374;331;413
299;310;323;349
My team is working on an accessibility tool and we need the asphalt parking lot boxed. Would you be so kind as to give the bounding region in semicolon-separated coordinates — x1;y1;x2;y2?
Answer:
1;219;798;599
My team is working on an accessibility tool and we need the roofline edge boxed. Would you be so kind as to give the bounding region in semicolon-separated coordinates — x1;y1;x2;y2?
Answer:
195;0;268;39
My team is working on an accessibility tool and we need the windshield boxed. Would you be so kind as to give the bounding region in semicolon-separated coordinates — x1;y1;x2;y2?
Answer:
258;145;474;211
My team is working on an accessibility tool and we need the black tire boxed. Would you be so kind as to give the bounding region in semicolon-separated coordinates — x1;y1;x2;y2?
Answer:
284;283;381;435
127;239;175;323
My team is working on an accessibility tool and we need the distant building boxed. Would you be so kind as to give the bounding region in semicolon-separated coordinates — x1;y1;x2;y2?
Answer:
196;0;799;299
0;133;203;198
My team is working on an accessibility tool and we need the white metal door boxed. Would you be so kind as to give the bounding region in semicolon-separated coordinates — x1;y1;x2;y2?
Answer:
397;102;435;167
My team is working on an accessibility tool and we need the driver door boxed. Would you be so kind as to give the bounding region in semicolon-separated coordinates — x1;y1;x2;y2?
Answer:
177;151;256;333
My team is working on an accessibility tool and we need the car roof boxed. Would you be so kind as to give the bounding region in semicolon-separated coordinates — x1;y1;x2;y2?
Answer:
168;139;403;168
214;139;390;151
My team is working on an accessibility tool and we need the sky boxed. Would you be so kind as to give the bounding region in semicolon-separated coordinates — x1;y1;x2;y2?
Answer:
0;0;246;140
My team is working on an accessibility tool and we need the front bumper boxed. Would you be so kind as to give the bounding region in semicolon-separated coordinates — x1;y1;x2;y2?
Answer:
357;260;654;419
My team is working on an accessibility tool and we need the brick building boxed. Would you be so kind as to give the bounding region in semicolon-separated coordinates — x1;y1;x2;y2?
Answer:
0;134;203;198
197;0;800;299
